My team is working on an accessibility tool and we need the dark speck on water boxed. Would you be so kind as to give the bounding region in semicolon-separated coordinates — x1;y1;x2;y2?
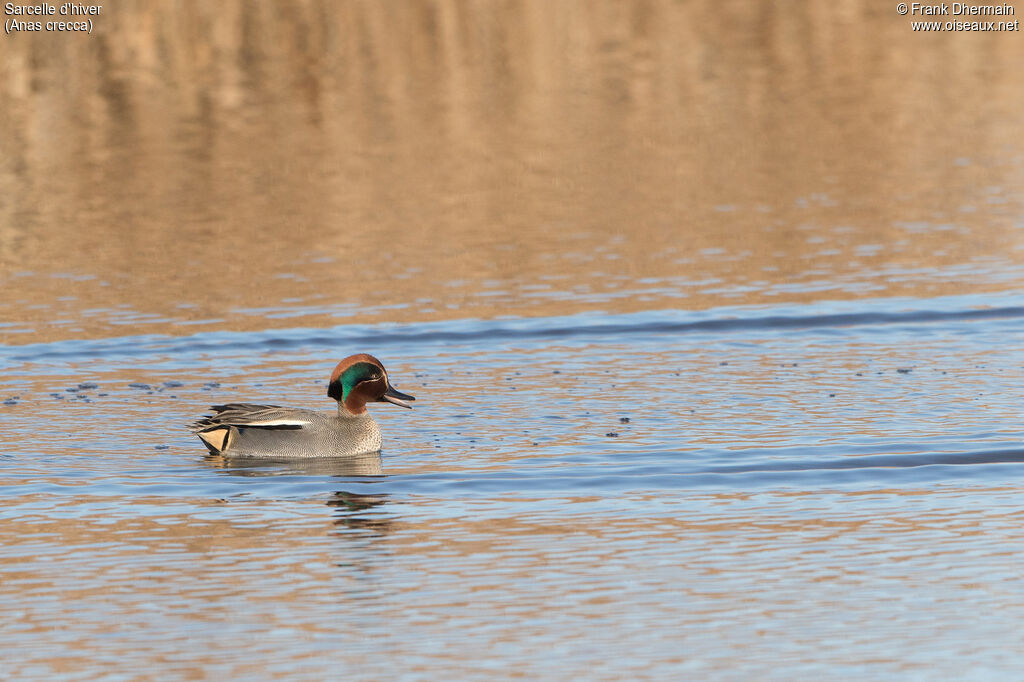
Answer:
619;417;630;423
128;383;151;390
897;368;913;374
78;382;99;390
606;432;619;437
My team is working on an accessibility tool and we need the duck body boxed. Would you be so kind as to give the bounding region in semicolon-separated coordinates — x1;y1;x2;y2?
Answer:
191;354;414;459
192;403;383;458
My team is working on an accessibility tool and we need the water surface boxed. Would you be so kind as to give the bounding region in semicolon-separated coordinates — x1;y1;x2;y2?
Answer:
3;1;1024;678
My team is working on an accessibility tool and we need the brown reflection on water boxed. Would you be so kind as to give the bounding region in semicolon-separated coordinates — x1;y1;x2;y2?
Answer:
3;490;1019;676
2;1;1024;343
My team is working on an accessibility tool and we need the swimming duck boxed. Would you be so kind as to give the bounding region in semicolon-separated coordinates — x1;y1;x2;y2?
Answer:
191;353;415;458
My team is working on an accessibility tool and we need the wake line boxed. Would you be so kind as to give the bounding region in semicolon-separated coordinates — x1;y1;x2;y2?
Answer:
6;298;1024;363
695;447;1024;475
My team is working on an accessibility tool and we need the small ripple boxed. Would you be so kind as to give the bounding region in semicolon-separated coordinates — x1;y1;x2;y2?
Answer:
3;292;1024;367
2;445;1022;504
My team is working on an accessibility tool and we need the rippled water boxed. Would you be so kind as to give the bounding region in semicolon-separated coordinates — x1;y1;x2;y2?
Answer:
6;295;1024;677
4;1;1024;678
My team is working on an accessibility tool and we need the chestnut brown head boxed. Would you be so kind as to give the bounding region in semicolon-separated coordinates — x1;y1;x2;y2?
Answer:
327;353;416;415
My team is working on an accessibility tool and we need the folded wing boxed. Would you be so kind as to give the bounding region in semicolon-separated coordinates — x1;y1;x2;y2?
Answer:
190;404;312;454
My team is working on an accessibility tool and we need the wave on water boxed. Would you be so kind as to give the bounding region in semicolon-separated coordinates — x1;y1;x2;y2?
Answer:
3;292;1024;367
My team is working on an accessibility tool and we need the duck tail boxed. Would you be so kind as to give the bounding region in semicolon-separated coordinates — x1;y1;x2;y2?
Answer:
195;425;235;454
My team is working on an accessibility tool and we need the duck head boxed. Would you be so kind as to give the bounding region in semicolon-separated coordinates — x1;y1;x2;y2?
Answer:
327;353;416;415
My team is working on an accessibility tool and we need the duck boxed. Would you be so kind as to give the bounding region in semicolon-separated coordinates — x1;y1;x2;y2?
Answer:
190;353;415;458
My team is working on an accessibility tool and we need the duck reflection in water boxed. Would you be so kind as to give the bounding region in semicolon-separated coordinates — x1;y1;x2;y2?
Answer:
203;451;385;477
327;490;393;535
203;452;392;533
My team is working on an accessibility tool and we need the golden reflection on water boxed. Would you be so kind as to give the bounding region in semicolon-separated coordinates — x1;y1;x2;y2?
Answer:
2;489;1019;677
1;1;1023;343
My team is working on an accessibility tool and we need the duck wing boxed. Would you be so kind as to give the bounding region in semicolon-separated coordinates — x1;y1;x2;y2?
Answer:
190;403;313;431
191;403;318;455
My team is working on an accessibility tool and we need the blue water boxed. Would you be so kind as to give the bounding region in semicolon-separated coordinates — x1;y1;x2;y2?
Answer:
3;293;1024;679
5;293;1024;501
